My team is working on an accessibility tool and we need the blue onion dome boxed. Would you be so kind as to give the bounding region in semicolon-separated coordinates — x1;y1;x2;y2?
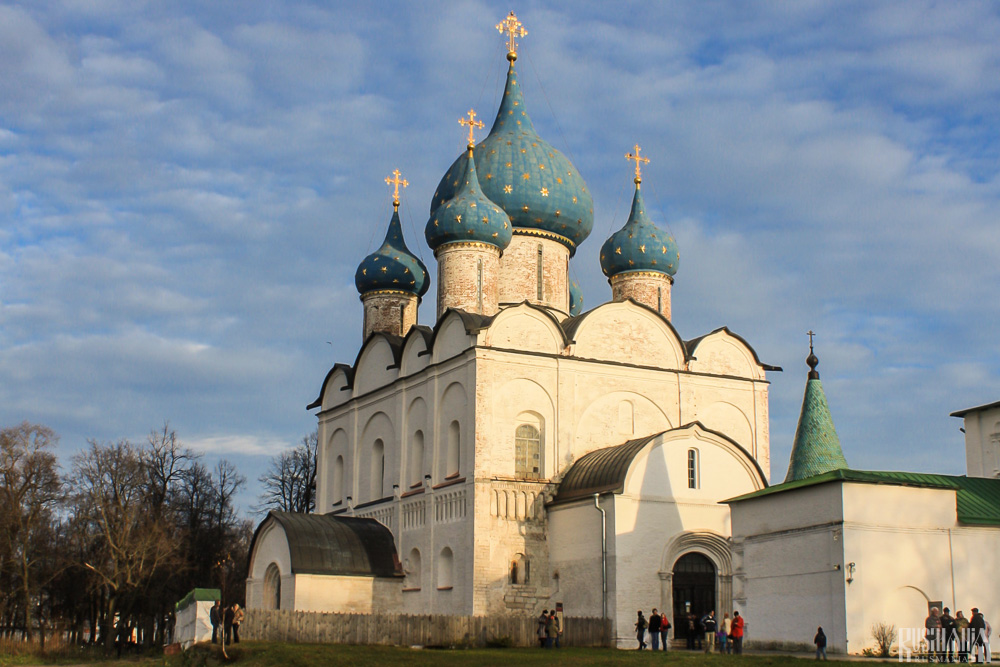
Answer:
600;183;679;279
425;146;512;252
430;63;594;255
355;207;429;297
569;279;583;316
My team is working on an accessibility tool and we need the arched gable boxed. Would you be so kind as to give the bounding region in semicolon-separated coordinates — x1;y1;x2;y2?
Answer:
353;336;401;396
248;518;292;581
399;327;433;377
570;301;684;370
314;365;353;411
431;311;477;364
484;303;567;354
623;423;767;500
687;328;767;380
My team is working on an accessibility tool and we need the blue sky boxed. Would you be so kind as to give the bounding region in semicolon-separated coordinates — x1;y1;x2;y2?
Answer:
2;1;999;512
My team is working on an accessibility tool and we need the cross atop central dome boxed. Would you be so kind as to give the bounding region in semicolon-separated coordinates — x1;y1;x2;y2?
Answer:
430;15;594;255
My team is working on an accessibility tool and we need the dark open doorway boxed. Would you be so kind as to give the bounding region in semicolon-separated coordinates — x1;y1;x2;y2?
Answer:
672;552;716;643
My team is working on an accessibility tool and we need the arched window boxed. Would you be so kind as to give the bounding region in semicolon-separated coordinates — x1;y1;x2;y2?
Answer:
445;421;460;479
510;553;530;585
437;547;454;590
406;548;422;590
333;455;344;505
687;448;700;489
515;425;541;479
263;563;281;610
371;439;385;499
409;431;424;488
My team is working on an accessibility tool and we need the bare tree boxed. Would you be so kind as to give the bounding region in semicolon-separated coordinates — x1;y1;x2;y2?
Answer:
255;431;317;514
69;439;179;651
143;423;197;519
872;621;897;657
0;422;63;640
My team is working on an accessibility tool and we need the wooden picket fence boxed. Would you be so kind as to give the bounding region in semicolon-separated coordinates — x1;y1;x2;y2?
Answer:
242;608;611;648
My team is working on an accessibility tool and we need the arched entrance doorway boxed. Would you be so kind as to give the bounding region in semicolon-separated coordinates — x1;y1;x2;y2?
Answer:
672;552;716;644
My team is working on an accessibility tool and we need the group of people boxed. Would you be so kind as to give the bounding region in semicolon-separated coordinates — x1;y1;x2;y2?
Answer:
209;600;244;646
535;609;562;648
633;609;745;653
925;606;992;663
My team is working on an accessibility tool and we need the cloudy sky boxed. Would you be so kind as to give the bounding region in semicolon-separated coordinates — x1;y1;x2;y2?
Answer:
2;0;999;512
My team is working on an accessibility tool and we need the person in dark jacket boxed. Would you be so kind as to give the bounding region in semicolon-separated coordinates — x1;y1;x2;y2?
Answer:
223;604;235;645
649;609;662;651
209;600;221;644
702;611;717;653
815;627;828;660
942;608;957;663
969;608;988;664
686;611;697;649
635;610;648;650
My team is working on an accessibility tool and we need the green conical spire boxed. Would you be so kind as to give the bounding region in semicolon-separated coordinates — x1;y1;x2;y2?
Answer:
784;337;848;482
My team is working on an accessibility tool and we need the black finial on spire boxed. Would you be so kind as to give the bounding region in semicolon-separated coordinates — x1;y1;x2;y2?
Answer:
806;330;819;380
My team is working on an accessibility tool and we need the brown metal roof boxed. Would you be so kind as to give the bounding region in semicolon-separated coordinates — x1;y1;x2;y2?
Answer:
250;511;402;578
551;434;659;505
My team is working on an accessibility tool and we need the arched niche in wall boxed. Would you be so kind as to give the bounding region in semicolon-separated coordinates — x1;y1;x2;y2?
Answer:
438;382;467;480
572;391;672;464
493;377;555;479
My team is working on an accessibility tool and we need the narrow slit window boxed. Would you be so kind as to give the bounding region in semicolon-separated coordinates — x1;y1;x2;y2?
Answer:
477;258;484;313
536;244;544;301
687;448;700;489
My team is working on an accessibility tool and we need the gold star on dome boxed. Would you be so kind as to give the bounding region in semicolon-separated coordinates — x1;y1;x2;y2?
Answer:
522;173;530;180
456;214;462;223
639;244;646;253
661;245;667;253
362;268;367;276
482;216;489;224
496;11;527;61
615;247;621;254
540;188;549;197
381;266;387;273
504;184;513;193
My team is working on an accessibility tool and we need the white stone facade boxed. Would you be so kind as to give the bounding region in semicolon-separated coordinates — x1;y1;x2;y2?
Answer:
953;401;1000;479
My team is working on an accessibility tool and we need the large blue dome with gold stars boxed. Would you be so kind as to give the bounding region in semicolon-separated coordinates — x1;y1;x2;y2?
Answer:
600;184;679;279
430;63;594;255
425;148;512;252
355;208;429;297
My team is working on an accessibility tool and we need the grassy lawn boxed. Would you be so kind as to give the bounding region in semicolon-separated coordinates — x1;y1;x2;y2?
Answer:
2;641;861;667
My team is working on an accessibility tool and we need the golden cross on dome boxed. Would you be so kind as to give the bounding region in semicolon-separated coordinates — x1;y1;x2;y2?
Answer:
625;144;650;186
497;11;527;61
807;330;815;352
385;169;408;210
459;109;485;148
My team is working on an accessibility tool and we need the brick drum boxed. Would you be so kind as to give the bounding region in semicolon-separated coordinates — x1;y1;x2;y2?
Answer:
609;272;673;319
435;243;502;318
498;234;570;314
361;291;419;339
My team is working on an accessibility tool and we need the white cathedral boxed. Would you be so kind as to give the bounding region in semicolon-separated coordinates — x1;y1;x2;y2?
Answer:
246;14;1000;652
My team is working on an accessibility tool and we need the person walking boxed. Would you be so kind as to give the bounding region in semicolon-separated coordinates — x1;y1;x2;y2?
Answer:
209;600;221;644
955;611;970;663
815;627;828;660
942;608;957;663
731;611;745;654
231;603;243;644
649;609;662;651
660;612;671;652
635;610;648;650
537;609;548;648
702;610;717;653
